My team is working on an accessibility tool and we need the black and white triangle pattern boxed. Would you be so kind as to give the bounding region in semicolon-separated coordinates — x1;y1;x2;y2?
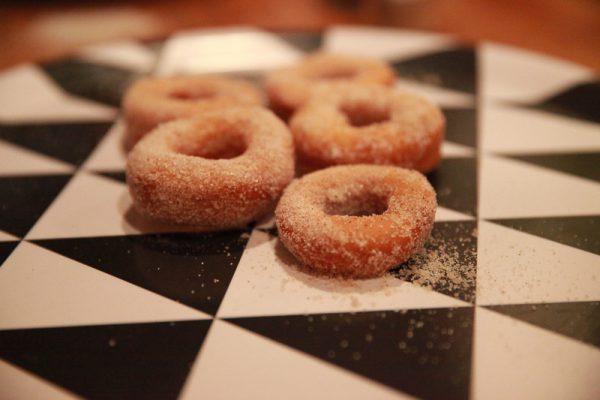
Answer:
0;27;599;400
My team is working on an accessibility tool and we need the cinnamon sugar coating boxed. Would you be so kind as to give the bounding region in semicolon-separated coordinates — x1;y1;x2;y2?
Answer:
127;107;294;228
275;165;437;279
123;75;264;149
290;82;445;173
265;53;395;120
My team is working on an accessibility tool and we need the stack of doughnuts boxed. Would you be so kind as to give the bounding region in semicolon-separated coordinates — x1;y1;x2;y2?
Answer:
124;52;443;279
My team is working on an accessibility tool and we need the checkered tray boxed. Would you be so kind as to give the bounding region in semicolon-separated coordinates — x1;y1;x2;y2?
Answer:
0;26;599;400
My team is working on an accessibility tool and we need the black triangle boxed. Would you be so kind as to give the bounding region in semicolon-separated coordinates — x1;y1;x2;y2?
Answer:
276;32;322;53
392;47;476;93
486;301;600;349
0;320;211;399
531;81;600;124
33;230;251;316
0;122;111;166
96;170;127;184
391;221;478;303
489;216;600;256
229;308;474;400
427;157;477;216
443;107;476;148
0;174;72;237
41;58;139;107
505;153;600;183
0;241;19;267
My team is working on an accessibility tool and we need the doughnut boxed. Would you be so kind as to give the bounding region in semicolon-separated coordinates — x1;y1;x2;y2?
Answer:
289;82;445;173
265;53;395;119
275;164;436;279
127;106;294;228
123;75;264;149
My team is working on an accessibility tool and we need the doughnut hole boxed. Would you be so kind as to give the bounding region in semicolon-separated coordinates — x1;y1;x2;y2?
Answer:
174;128;248;160
169;87;217;101
324;188;389;217
340;100;391;127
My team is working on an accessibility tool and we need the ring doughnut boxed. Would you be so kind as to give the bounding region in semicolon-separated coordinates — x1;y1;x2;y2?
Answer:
265;53;395;119
275;164;436;279
127;106;294;228
123;76;264;149
290;82;445;173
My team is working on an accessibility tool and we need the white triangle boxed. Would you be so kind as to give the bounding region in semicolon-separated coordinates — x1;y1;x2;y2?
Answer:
218;230;467;319
476;220;600;305
325;26;455;62
26;170;198;239
481;100;600;154
0;230;19;241
481;42;595;103
435;206;474;222
0;359;78;400
82;119;127;172
0;139;74;176
78;40;156;72
0;241;207;330
441;141;476;158
181;320;411;400
479;154;600;219
396;78;475;108
156;27;303;76
472;307;600;399
0;64;117;123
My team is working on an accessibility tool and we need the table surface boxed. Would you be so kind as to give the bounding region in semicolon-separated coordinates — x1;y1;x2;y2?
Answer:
1;0;600;72
0;26;599;400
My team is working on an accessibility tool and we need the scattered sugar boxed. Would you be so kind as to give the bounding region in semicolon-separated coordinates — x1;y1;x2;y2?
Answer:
393;232;476;302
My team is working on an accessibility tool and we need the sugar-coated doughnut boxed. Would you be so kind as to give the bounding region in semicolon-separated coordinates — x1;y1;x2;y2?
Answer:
265;53;395;119
290;82;445;173
275;165;436;279
127;107;294;228
123;76;264;149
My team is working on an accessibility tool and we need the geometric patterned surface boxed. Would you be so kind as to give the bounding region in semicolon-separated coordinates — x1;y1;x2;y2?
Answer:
0;174;72;237
230;308;474;400
1;26;599;399
0;121;112;166
0;320;211;399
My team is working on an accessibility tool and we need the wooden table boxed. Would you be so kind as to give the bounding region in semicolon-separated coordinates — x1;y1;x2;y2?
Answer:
1;0;599;72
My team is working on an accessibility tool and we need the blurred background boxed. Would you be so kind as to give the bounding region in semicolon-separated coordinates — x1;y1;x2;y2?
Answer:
1;0;599;71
